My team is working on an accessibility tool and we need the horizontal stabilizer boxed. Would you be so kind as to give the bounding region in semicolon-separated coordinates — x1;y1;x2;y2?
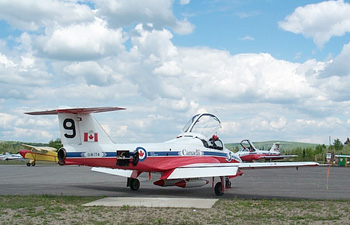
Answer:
25;107;125;115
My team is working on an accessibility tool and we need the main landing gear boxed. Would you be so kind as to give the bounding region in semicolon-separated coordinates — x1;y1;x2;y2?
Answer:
26;162;35;166
214;176;232;196
127;178;140;191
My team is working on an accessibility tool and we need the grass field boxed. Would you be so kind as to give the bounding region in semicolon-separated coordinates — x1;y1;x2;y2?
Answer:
0;195;349;224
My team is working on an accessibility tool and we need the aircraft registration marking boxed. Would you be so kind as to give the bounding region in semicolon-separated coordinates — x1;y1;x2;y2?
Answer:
81;152;107;157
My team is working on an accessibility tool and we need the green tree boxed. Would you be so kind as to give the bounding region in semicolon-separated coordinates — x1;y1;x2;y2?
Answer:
49;138;63;150
333;139;343;151
315;144;326;155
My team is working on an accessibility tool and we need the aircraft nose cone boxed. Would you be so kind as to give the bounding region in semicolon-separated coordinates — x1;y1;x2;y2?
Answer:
19;150;28;158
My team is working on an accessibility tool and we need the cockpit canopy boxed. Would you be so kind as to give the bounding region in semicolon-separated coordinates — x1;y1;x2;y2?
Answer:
180;113;223;150
182;113;221;139
240;139;257;152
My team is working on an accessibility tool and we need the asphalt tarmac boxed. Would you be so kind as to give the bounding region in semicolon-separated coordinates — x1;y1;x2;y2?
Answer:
0;164;349;200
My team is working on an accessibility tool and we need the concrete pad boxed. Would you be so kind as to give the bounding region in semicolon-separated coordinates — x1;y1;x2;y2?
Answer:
83;197;218;208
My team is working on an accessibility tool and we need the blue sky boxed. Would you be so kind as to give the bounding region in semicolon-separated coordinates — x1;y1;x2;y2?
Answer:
171;0;348;63
0;0;350;145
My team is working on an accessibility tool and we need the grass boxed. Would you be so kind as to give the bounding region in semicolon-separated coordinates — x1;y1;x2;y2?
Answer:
0;195;349;224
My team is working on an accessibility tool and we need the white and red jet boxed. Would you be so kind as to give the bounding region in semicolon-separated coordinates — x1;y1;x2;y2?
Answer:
26;107;317;196
237;140;298;162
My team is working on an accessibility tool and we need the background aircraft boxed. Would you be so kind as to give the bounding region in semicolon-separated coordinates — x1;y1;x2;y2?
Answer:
26;107;317;196
237;139;297;162
0;152;26;161
19;145;58;166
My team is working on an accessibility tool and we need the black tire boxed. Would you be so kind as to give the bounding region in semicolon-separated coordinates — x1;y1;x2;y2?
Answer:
26;162;31;167
31;162;35;166
130;178;140;191
214;182;224;196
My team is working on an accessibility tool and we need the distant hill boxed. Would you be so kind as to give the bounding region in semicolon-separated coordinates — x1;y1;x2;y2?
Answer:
0;140;48;154
225;141;320;152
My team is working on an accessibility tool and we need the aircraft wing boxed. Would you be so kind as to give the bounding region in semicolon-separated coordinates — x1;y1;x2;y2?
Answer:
92;164;240;180
260;155;298;159
160;163;239;179
160;161;318;179
237;161;318;169
91;167;134;178
22;144;57;153
92;161;318;180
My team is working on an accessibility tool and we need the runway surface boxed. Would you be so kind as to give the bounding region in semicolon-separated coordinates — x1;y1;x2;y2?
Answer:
0;164;349;199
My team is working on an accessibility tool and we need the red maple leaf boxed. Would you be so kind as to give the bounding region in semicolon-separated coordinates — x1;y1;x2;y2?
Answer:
138;150;144;157
89;134;94;140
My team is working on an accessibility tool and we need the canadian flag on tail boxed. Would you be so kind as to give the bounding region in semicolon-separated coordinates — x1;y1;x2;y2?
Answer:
84;132;98;142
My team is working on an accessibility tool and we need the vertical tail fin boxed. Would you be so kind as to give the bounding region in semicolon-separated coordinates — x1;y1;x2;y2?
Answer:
58;113;115;146
26;107;125;146
269;143;280;152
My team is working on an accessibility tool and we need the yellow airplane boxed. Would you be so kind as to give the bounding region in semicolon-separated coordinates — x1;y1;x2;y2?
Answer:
19;144;58;166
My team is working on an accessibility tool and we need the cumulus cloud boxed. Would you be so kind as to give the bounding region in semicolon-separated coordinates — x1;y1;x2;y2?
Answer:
321;43;350;77
0;0;94;31
63;61;118;86
279;0;350;48
94;0;194;34
1;0;350;144
34;19;126;61
0;52;52;100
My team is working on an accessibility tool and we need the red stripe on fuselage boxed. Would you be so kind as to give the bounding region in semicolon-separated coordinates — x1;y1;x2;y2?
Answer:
65;156;240;172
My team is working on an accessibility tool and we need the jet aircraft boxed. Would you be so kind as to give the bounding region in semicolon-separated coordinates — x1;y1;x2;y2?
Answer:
237;139;297;162
26;107;318;196
19;144;58;166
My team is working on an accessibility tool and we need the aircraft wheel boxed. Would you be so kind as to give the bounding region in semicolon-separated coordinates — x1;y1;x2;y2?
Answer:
214;182;224;196
130;178;140;191
31;162;35;166
26;162;31;167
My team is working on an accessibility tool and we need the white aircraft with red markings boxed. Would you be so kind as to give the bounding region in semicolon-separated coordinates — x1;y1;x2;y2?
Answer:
237;139;297;162
26;107;318;196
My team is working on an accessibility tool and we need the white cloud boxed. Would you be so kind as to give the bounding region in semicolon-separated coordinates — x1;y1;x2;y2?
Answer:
240;35;254;41
1;0;350;145
63;61;118;86
0;0;94;31
35;19;126;60
321;43;350;77
270;117;287;129
180;0;190;6
0;52;53;100
94;0;194;34
279;0;350;48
